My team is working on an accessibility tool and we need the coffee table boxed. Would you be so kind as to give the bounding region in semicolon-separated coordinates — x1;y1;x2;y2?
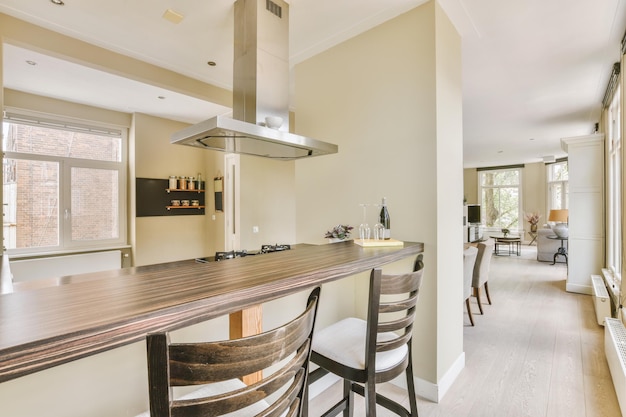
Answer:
490;235;521;256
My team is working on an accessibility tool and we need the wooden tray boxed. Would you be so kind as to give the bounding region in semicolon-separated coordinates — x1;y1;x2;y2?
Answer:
354;239;404;247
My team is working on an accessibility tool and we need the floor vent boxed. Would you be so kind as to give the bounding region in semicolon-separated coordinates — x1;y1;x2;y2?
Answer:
592;274;611;326
605;318;626;416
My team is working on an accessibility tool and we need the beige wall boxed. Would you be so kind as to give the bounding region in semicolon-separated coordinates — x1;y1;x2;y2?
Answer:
294;1;463;397
240;156;296;249
464;168;479;204
132;113;218;266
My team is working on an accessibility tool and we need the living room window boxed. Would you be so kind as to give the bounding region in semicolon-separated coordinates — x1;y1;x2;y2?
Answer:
478;167;522;231
607;84;621;284
2;111;127;254
546;160;568;212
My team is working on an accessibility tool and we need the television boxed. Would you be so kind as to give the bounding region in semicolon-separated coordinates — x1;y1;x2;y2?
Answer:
467;204;481;224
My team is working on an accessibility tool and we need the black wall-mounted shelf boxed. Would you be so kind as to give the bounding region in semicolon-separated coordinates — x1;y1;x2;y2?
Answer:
136;178;205;217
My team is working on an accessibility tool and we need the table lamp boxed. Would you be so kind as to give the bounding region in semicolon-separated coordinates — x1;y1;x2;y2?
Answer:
548;209;569;238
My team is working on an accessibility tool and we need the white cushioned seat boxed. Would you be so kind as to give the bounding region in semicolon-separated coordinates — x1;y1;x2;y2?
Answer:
312;317;408;371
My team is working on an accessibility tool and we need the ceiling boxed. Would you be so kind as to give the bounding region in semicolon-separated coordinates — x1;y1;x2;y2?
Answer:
1;0;625;168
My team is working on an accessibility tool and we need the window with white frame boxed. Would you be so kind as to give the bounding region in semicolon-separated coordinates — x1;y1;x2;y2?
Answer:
2;112;127;254
546;160;569;213
478;167;522;231
607;84;621;285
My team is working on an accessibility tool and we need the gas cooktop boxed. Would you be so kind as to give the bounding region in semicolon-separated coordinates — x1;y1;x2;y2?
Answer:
195;244;291;263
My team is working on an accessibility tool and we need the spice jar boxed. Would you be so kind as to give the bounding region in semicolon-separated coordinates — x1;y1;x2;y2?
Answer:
188;177;196;190
178;176;187;190
169;176;178;189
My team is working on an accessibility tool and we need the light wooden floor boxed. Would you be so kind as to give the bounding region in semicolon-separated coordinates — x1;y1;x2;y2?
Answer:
308;245;622;417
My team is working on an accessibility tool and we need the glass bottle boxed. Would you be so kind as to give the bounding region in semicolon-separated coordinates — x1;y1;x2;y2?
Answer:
379;197;391;239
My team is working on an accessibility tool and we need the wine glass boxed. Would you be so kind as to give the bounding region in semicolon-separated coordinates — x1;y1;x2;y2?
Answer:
359;204;371;241
372;204;384;240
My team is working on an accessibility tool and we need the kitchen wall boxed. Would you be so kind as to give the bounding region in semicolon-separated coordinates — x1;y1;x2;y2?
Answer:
239;155;297;249
132;112;217;266
294;0;464;400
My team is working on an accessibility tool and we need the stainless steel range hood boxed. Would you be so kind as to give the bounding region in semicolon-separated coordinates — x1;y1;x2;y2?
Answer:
171;0;338;160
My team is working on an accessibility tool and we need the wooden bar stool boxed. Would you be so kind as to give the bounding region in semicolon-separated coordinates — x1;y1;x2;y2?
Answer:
138;287;321;417
309;256;425;416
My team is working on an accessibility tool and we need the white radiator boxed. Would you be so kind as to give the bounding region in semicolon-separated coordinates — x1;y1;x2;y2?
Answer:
605;318;626;417
592;274;611;326
9;250;122;283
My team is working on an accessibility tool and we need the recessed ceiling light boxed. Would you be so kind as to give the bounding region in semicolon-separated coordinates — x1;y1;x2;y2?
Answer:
25;60;37;66
50;0;65;5
162;9;184;24
207;61;217;67
529;138;535;141
157;96;166;100
497;150;503;153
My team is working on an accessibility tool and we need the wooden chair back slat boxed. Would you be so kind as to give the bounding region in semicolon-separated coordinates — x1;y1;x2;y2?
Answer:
366;264;424;373
169;308;315;384
146;287;321;417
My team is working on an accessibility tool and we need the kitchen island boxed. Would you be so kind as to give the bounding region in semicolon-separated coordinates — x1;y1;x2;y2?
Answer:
0;240;423;383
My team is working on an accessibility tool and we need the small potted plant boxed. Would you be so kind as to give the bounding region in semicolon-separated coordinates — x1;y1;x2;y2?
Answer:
325;225;354;242
525;211;541;232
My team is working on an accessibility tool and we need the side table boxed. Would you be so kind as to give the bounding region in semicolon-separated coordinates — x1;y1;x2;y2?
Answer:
546;235;568;265
527;231;537;245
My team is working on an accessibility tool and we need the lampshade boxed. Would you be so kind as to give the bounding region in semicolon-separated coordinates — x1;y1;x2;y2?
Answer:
549;209;569;238
548;209;568;223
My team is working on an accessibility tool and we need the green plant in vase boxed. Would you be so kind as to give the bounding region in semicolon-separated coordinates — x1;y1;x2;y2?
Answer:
324;225;354;241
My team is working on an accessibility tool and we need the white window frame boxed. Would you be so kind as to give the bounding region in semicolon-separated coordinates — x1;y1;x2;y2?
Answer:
546;160;569;214
2;110;128;255
477;167;523;233
607;84;622;287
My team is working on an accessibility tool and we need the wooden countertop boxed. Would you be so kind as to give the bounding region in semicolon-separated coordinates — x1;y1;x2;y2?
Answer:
0;241;423;383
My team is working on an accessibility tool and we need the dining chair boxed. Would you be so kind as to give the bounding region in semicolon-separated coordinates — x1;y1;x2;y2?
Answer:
309;255;425;416
472;240;494;314
139;286;321;417
463;246;478;326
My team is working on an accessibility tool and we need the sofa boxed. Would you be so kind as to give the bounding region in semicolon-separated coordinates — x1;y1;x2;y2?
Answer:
536;227;568;262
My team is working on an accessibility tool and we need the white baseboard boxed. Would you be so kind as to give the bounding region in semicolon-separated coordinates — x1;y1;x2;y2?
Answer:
566;282;592;295
309;351;466;404
414;351;465;402
387;351;465;403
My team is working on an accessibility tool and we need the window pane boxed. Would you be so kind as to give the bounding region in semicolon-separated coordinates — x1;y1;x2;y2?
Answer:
480;169;521;230
481;170;519;186
482;187;519;229
549;183;563;209
548;162;568;181
3;123;121;162
3;158;59;249
71;167;119;241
